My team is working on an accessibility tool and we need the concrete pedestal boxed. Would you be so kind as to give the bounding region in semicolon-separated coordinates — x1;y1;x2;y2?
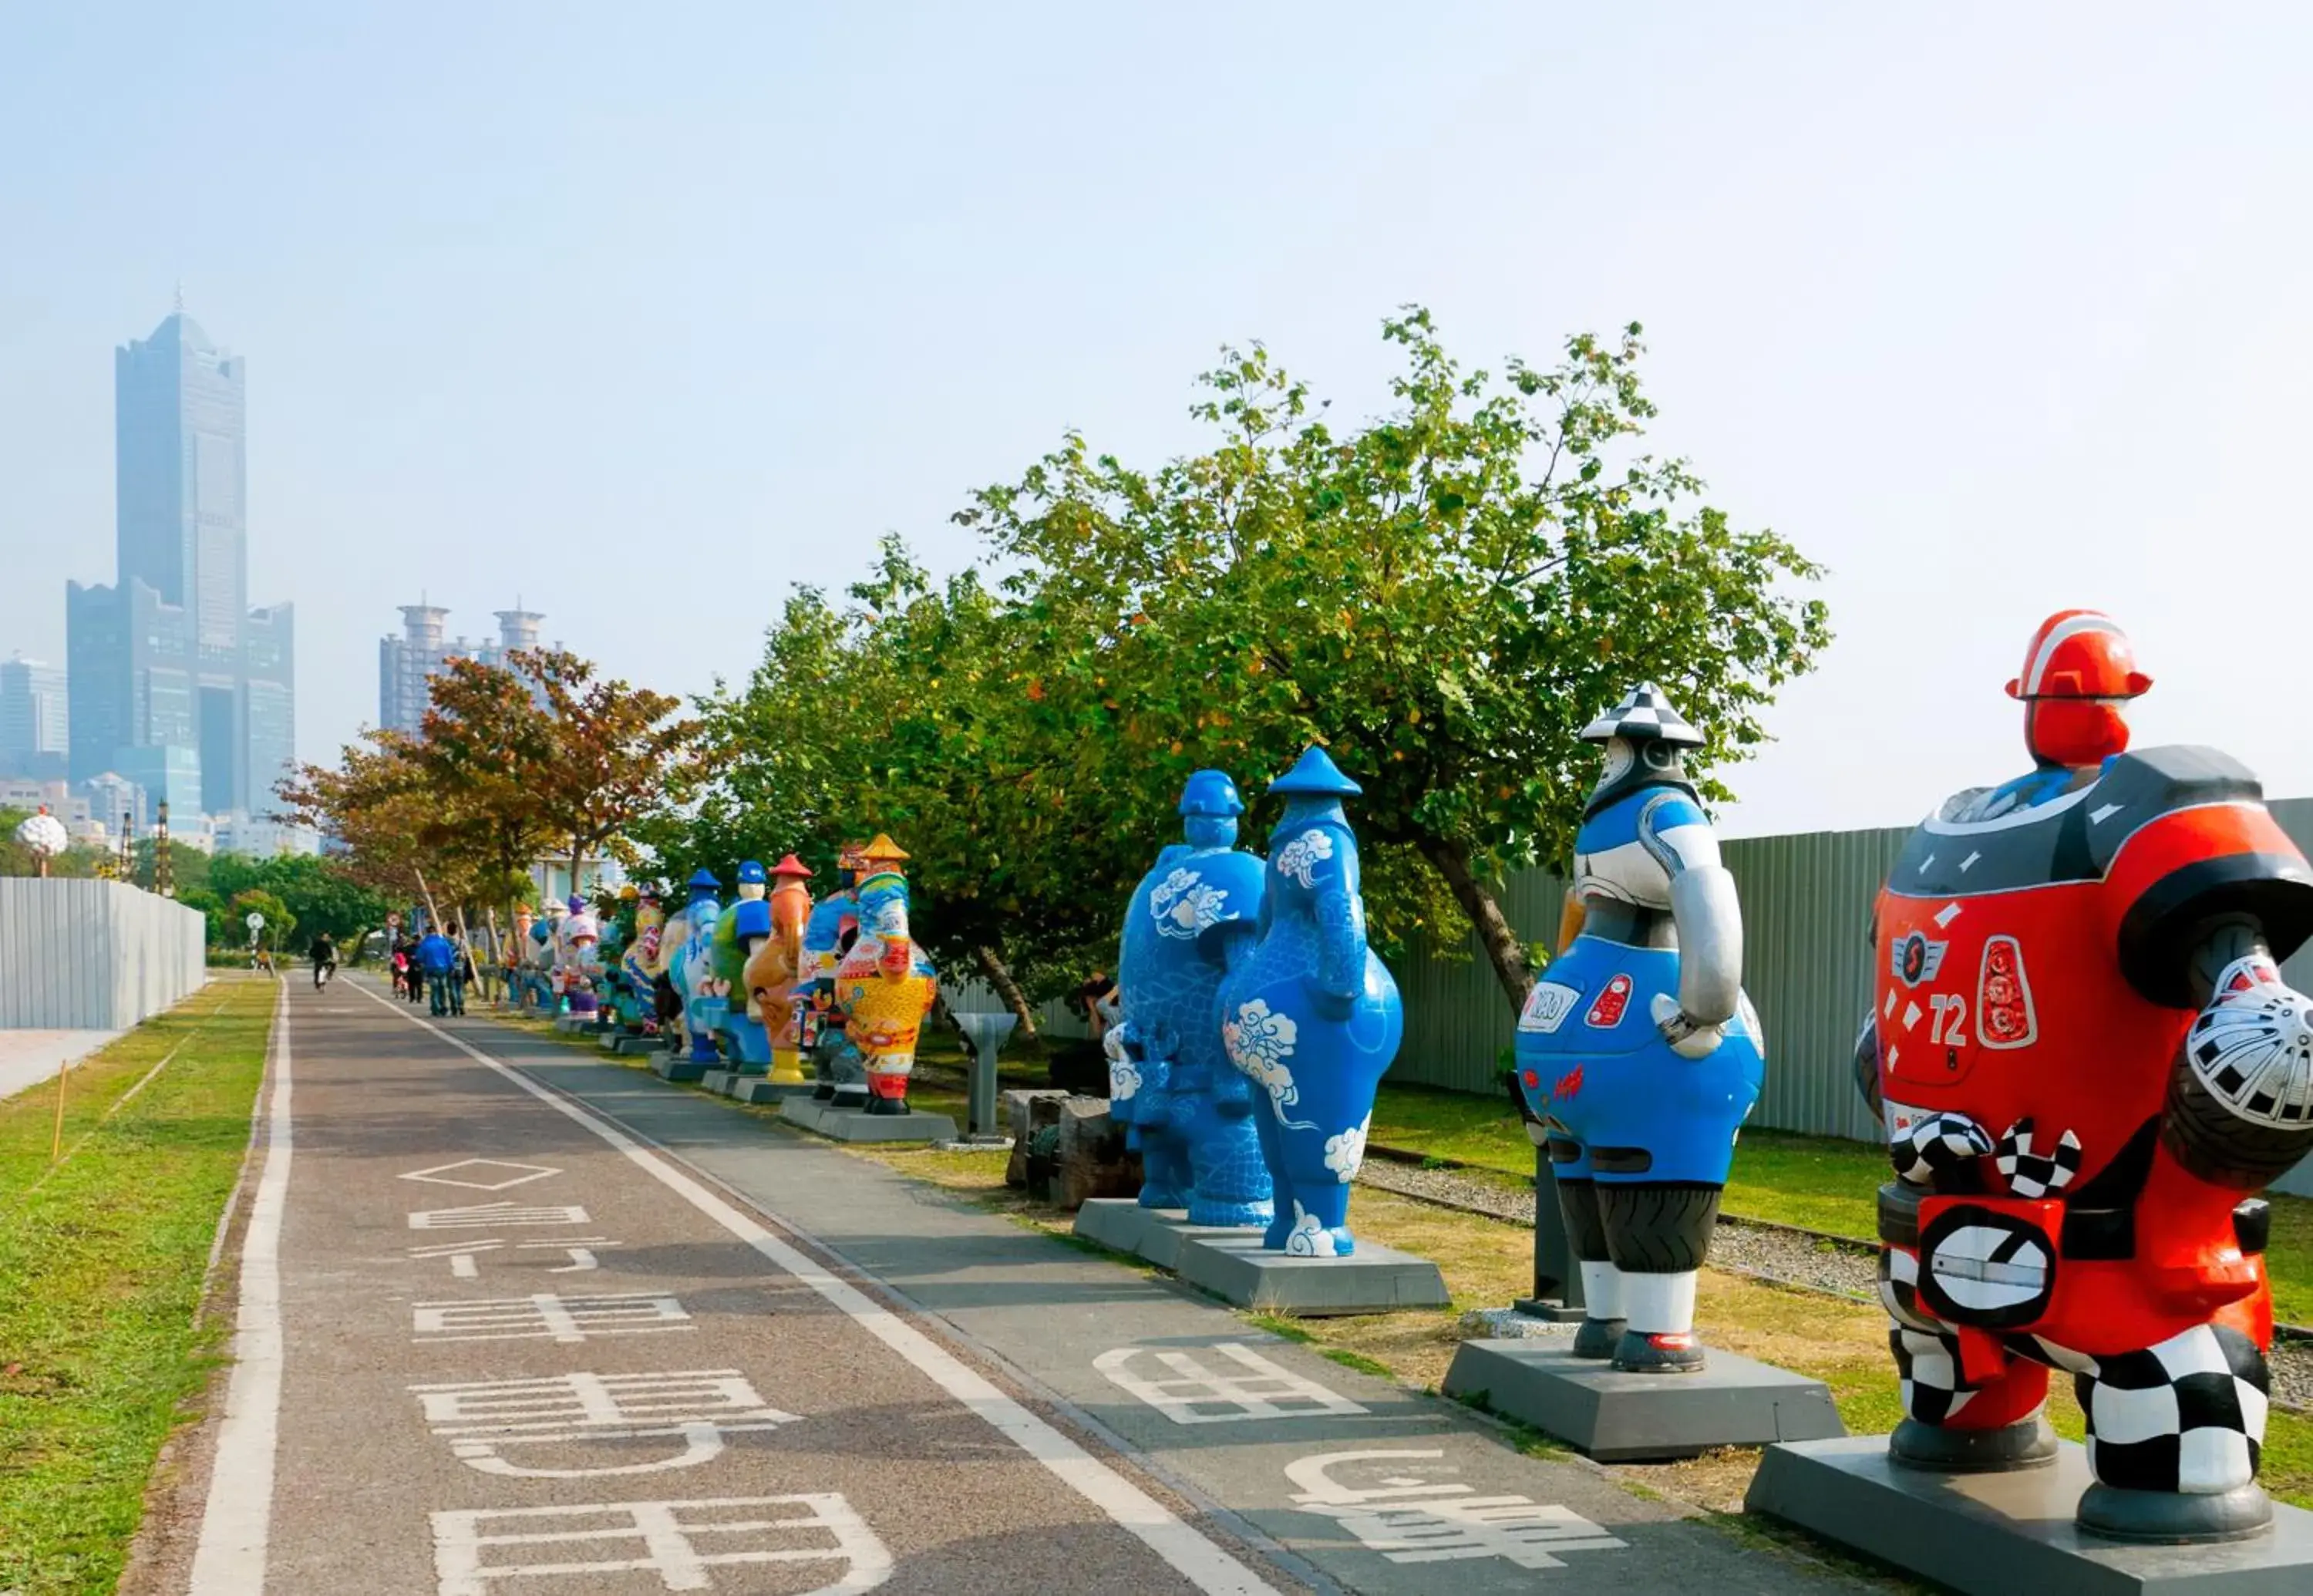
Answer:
1172;1231;1450;1316
699;1069;738;1096
1441;1339;1843;1461
606;1034;655;1056
649;1054;706;1083
1072;1199;1264;1271
1746;1436;2313;1595
732;1079;816;1107
779;1097;957;1144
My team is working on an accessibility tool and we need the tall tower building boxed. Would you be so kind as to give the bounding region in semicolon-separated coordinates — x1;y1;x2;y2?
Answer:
69;305;295;818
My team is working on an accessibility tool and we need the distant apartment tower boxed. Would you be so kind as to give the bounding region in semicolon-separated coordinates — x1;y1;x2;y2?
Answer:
0;654;69;779
65;307;295;817
377;603;547;735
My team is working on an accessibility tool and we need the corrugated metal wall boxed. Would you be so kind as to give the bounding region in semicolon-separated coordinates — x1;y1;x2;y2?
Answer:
0;878;208;1029
1386;800;2313;1197
942;978;1091;1039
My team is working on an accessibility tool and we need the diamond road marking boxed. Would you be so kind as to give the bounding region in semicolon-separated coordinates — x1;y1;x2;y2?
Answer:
399;1159;564;1192
1933;902;1962;929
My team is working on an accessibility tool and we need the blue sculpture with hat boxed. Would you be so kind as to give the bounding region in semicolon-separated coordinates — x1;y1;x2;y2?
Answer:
1217;746;1402;1256
1511;682;1764;1375
676;868;728;1065
1112;769;1275;1227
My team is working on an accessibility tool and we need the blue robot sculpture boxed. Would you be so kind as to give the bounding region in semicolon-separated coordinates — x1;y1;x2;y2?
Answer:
1513;684;1764;1374
1219;746;1402;1257
1110;770;1275;1227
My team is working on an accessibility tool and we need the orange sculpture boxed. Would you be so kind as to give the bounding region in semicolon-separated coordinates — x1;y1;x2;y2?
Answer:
743;854;816;1087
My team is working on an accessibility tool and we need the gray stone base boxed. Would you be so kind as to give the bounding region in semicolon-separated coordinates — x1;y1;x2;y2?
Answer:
779;1097;958;1144
554;1015;589;1032
649;1054;706;1083
1441;1339;1843;1461
731;1079;816;1106
1072;1199;1266;1271
1746;1436;2313;1595
1172;1231;1450;1317
608;1034;655;1056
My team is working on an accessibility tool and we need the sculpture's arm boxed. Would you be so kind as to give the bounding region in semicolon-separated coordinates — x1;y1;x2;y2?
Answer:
1310;831;1366;1012
2163;915;2313;1190
1637;790;1742;1057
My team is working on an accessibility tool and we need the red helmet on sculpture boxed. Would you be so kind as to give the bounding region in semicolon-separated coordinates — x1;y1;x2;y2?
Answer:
2004;609;2153;768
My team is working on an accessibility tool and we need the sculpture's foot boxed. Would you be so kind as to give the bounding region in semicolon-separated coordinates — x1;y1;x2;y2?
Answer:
1187;1199;1273;1229
1136;1187;1188;1209
863;1095;907;1117
1612;1329;1705;1374
1890;1415;2058;1473
810;1084;837;1100
1263;1214;1295;1250
2078;1483;2274;1544
1570;1317;1627;1360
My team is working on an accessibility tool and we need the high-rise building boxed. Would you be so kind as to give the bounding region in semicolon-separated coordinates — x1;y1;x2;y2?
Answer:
377;602;548;734
67;306;295;818
0;655;69;779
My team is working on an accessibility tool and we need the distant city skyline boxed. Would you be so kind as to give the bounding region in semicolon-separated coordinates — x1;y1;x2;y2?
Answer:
60;307;295;820
7;8;2313;836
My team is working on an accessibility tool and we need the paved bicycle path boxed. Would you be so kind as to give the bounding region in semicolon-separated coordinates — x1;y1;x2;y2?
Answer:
175;974;1301;1595
421;1005;1864;1596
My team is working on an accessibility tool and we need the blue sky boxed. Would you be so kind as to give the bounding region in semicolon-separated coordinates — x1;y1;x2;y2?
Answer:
5;4;2311;836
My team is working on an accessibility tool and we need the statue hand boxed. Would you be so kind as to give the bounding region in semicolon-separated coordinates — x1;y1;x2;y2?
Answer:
1650;992;1724;1059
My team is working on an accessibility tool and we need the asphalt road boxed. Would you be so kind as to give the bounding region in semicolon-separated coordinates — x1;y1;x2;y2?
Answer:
167;975;1865;1595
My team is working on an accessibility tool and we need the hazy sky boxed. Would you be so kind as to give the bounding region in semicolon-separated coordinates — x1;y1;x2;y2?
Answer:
5;5;2311;838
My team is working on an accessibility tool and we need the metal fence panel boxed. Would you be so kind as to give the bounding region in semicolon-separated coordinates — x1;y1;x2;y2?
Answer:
0;878;207;1030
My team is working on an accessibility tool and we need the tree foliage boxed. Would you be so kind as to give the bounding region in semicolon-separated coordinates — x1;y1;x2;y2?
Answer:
664;308;1829;1018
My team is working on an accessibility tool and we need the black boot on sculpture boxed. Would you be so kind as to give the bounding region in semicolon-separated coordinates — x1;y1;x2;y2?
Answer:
1571;1317;1626;1360
1890;1414;2058;1473
1612;1328;1706;1374
2076;1482;2274;1544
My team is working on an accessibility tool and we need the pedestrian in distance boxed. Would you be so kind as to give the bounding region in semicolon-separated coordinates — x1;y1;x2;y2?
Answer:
402;934;428;1005
416;924;458;1016
310;931;337;990
446;921;472;1017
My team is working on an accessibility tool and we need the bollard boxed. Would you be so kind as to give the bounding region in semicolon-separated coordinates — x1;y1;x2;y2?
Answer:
952;1012;1018;1140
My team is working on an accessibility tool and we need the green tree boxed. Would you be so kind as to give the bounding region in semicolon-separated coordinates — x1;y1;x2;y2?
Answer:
958;310;1830;1009
228;888;295;955
210;854;391;952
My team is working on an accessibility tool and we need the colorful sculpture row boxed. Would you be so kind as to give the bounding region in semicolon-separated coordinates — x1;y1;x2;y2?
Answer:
1109;746;1405;1258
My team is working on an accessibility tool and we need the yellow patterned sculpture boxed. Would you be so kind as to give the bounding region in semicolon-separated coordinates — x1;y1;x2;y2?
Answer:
834;835;939;1116
743;854;816;1087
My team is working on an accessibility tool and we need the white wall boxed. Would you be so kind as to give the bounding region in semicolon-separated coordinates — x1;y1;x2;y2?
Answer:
0;877;207;1029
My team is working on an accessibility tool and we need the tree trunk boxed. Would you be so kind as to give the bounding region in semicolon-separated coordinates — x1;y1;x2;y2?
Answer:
569;837;584;904
1419;834;1534;1012
972;944;1041;1040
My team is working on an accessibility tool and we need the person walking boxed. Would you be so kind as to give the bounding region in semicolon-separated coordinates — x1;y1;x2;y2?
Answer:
416;924;458;1016
391;939;412;998
445;921;472;1017
310;931;337;990
402;934;429;1005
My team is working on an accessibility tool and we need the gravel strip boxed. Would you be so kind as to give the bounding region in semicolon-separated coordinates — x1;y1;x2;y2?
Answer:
1356;1157;2313;1412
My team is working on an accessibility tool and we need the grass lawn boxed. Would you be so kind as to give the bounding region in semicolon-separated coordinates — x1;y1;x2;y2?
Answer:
0;975;277;1596
1368;1080;2313;1325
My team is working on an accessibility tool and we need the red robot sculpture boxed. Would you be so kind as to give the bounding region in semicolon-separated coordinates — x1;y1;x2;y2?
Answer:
1857;611;2313;1542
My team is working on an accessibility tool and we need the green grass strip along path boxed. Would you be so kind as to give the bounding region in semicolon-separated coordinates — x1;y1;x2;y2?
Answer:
0;975;277;1596
1365;1080;2313;1326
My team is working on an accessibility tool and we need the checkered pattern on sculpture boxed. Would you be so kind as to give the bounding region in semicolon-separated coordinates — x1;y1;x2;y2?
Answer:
1890;1111;1995;1186
1578;682;1702;747
2079;1325;2269;1495
1992;1118;2082;1200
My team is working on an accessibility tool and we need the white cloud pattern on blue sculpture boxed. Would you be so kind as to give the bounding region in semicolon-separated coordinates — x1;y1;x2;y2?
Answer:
1150;867;1228;940
1274;829;1335;889
1323;1115;1369;1183
1224;999;1317;1130
1285;1199;1339;1257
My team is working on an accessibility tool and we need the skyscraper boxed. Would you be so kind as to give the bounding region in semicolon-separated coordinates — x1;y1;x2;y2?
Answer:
68;306;295;818
377;602;548;734
0;655;69;779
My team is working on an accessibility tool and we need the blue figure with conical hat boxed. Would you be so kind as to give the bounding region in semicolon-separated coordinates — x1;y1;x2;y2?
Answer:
1511;683;1764;1375
1219;747;1402;1256
1113;770;1274;1226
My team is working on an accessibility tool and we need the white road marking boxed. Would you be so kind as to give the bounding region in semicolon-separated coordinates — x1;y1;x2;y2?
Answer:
400;1157;564;1190
1095;1343;1367;1425
413;1291;692;1344
188;982;291;1595
355;981;1284;1596
1286;1449;1626;1570
412;1369;800;1479
430;1494;892;1594
409;1200;592;1229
